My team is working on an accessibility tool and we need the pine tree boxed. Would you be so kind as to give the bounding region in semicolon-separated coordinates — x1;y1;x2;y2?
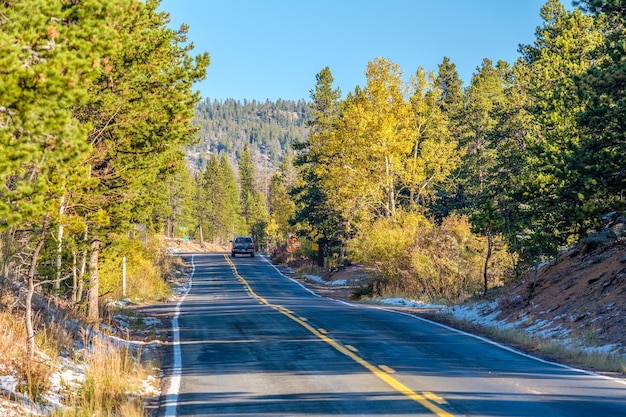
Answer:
291;67;347;265
0;0;124;356
238;143;256;224
194;154;218;242
575;0;626;216
69;0;209;322
166;165;195;239
515;0;604;256
268;172;295;247
219;155;243;242
435;57;465;140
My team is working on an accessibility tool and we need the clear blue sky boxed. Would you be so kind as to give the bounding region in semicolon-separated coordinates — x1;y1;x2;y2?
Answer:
158;0;561;102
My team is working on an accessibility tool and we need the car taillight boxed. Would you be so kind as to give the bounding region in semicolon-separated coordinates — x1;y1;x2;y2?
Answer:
251;243;255;249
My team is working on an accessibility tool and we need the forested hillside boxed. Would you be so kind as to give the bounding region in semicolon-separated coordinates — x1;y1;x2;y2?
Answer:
188;98;311;178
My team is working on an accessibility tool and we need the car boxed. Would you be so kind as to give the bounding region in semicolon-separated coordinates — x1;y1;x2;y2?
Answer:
230;236;255;257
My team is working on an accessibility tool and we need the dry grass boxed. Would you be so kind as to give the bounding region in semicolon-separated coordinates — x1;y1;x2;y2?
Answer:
52;334;150;416
0;310;61;402
442;313;626;374
0;306;153;416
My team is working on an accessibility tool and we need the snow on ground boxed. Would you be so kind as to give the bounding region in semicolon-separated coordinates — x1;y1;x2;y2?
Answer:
0;300;167;415
0;399;28;417
444;301;624;356
305;274;348;286
307;272;624;357
373;297;446;310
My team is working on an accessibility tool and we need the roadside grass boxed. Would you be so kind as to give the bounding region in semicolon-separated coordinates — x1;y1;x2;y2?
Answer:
0;309;63;403
52;335;150;417
0;233;179;415
441;313;626;375
0;308;153;415
281;259;326;282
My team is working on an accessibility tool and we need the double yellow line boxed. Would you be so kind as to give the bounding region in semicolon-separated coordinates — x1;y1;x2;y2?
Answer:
225;255;454;417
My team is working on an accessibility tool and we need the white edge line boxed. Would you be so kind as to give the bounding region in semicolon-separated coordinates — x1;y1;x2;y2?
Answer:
386;306;626;386
260;254;626;386
260;254;322;298
163;254;195;417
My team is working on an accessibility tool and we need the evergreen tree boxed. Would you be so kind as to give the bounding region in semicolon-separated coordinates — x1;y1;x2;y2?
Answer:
575;0;626;216
516;0;604;257
0;0;123;354
238;143;256;224
430;57;469;220
267;172;295;247
435;57;465;140
70;0;209;321
460;59;510;199
219;155;243;241
162;163;195;239
194;155;219;242
291;67;346;265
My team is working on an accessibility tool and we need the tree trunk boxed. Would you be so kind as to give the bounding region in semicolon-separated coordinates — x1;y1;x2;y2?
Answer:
166;216;172;238
1;227;15;278
71;249;78;303
75;223;89;304
483;230;493;296
55;195;66;293
26;216;50;360
316;242;324;267
87;236;101;323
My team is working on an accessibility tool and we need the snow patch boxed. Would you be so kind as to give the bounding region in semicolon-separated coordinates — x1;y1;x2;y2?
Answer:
305;274;348;286
375;297;445;310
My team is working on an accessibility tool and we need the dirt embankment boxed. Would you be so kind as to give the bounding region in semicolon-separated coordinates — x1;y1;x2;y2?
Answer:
490;236;626;351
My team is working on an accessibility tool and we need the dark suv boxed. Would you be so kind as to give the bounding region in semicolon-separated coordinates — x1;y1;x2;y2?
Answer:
230;236;255;257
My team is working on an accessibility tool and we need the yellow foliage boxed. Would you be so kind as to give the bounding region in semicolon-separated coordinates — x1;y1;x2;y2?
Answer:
99;234;171;302
350;212;510;302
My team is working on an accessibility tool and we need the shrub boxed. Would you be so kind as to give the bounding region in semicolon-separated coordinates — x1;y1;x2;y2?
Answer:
99;235;171;302
349;212;510;302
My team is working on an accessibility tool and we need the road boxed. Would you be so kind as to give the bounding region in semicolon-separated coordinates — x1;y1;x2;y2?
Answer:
158;252;626;417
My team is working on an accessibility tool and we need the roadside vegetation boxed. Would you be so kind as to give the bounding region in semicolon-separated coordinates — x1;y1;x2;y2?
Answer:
1;0;206;413
0;234;173;415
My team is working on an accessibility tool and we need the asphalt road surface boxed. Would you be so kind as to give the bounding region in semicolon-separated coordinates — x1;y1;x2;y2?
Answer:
158;252;626;417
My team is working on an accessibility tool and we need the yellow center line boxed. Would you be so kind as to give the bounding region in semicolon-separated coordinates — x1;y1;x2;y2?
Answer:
424;391;448;405
379;364;396;374
224;255;454;417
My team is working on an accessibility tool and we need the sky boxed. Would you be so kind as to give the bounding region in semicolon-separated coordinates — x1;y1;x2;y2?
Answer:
158;0;561;102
